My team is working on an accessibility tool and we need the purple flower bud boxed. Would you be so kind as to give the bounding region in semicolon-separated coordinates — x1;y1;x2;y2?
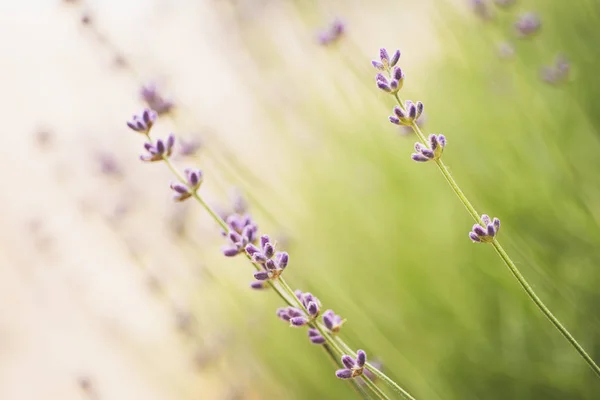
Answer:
394;106;406;119
377;81;392;92
390;80;399;91
245;244;260;256
336;369;353;379
323;313;334;330
263;243;275;259
416;101;424;117
421;149;435;159
276;308;290;322
310;335;326;345
379;48;389;63
223;247;240;257
412;153;430;162
438;135;446;148
253;271;270;281
392;66;403;81
252;253;267;264
308;328;320;337
170;182;188;194
229;231;242;243
143;142;153;151
473;224;487;237
156;139;165;154
277;252;289;268
376;73;388;83
481;214;491;225
342;355;356;369
493;218;501;231
265;259;276;271
166;134;175;151
407;103;417;120
389;116;401;125
487;224;496;237
250;281;268;290
260;235;270;248
307;301;319;316
469;232;481;242
290;316;309;327
372;60;385;70
356;350;367;367
390;50;401;67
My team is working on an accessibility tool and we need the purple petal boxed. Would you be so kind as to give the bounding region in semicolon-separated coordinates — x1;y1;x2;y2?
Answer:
342;355;355;369
253;271;270;281
336;369;353;379
390;50;401;67
290;316;309;327
356;350;367;367
473;224;487;237
372;60;385;70
222;247;240;257
411;153;430;162
469;232;481;242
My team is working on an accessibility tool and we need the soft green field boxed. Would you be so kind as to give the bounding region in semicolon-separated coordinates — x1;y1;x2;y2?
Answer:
215;1;600;399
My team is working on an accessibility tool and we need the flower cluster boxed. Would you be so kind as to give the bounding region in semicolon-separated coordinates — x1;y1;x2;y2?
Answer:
336;350;367;380
247;235;289;281
306;309;345;344
295;290;321;318
389;100;424;126
317;18;345;46
411;134;446;162
140;134;175;162
372;48;404;94
127;108;157;134
276;306;311;327
515;12;541;38
170;168;203;202
541;54;570;86
140;83;174;115
469;214;501;243
222;214;258;257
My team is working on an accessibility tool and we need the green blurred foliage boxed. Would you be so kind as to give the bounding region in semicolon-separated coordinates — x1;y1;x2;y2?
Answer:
222;0;600;398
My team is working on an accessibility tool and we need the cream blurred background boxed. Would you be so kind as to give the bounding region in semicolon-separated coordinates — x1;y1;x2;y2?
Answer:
0;1;438;399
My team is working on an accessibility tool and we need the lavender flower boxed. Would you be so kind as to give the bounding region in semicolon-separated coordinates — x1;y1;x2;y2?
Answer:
389;100;424;126
372;48;404;94
336;350;367;379
250;281;269;290
493;0;515;7
127;108;157;134
322;309;345;333
469;214;501;243
515;12;541;38
317;18;345;46
140;83;174;115
221;214;258;256
277;306;310;327
169;168;203;202
411;134;446;162
140;134;175;162
541;54;570;85
295;290;321;318
307;328;326;344
246;235;288;280
471;0;493;21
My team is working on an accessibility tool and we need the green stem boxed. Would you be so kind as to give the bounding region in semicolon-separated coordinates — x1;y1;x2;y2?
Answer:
361;377;390;400
392;95;600;378
160;154;374;397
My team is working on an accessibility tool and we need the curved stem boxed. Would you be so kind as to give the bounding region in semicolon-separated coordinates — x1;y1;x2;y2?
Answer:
392;95;600;378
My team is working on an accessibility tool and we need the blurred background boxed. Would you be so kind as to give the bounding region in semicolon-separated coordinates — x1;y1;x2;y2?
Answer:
1;0;599;399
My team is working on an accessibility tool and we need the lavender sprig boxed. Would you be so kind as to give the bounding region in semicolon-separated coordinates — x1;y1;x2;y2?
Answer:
126;110;414;399
372;47;600;378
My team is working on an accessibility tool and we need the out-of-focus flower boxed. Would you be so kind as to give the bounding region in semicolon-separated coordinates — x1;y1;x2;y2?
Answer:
515;12;541;38
389;100;424;126
247;235;289;281
541;54;570;85
140;83;174;115
221;213;258;256
317;18;345;46
127;108;157;134
169;168;203;202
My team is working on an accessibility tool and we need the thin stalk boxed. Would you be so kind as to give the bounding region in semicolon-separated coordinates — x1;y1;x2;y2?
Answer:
392;95;600;378
160;155;372;398
334;337;417;400
361;377;390;400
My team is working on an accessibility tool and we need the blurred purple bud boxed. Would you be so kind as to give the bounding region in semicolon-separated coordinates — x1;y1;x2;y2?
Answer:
250;281;268;290
421;149;435;159
245;244;260;256
390;50;401;67
336;369;353;379
263;243;275;259
223;247;240;257
310;335;326;345
254;271;270;281
342;355;355;369
408;104;417;120
394;106;406;119
372;60;385;70
276;308;290;322
473;224;487;237
170;182;188;194
481;214;491;225
379;48;389;63
166;134;175;151
290;317;309;327
277;252;289;268
438;135;446;148
356;350;367;367
429;134;439;150
307;301;319;316
260;235;270;248
377;81;392;92
265;259;276;271
487;224;496;237
493;218;501;231
392;66;403;81
470;232;481;242
323;313;334;330
412;153;430;162
389;116;401;125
